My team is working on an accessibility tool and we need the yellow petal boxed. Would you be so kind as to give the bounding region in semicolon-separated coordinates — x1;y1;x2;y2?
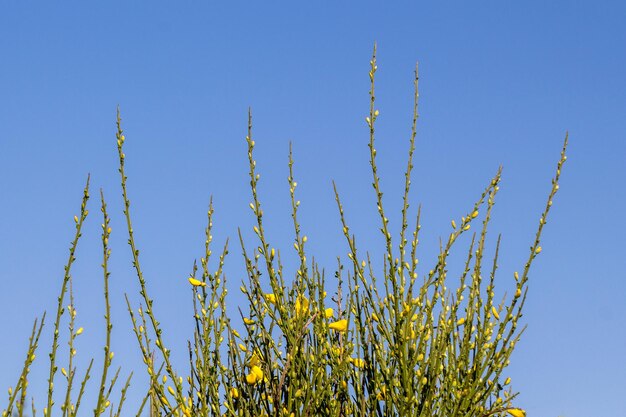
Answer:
188;277;206;287
507;409;525;417
265;293;277;304
350;358;365;368
295;295;309;315
329;319;348;332
248;352;260;367
245;372;258;385
324;308;334;318
251;365;263;380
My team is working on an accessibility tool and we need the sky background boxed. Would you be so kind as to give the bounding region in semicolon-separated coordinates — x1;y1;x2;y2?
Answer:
1;2;625;416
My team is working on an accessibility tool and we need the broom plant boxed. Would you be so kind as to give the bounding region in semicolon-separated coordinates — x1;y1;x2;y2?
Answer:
2;47;567;417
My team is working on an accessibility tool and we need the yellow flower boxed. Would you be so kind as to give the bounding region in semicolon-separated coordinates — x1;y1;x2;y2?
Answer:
243;317;255;325
324;308;334;318
507;409;525;417
188;277;206;287
251;365;263;380
229;387;239;399
295;295;309;316
491;306;500;320
456;317;466;326
265;293;277;304
350;358;365;368
245;365;263;385
329;319;348;332
245;372;258;385
248;351;261;367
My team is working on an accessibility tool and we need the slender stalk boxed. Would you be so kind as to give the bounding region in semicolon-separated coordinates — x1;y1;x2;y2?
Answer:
46;176;90;417
95;190;114;416
3;315;46;417
115;109;184;412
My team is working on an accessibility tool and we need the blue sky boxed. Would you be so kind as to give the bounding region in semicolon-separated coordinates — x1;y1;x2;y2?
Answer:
1;2;625;416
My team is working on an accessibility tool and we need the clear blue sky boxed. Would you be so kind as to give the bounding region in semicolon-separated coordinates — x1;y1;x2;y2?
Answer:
1;2;624;416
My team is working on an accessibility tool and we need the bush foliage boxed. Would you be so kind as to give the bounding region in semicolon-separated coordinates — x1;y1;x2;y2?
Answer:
2;48;567;417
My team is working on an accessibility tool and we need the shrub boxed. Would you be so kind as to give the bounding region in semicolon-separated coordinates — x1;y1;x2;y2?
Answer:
2;47;567;417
